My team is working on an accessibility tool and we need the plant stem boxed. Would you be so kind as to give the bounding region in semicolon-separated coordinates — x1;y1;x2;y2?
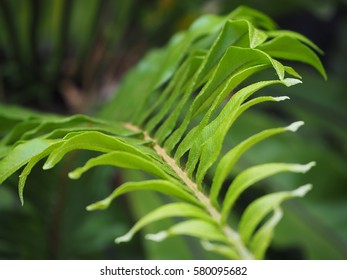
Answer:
124;122;254;260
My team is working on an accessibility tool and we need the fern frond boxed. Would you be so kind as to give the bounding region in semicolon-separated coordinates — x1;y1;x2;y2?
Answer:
0;6;325;259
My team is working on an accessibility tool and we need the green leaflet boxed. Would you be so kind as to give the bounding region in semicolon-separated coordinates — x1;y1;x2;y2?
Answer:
146;219;229;244
258;36;327;79
220;162;316;224
238;184;312;245
250;207;283;260
68;151;172;181
128;190;196;259
210;121;305;207
1;120;42;145
152;53;205;144
2;114;133;145
216;19;268;49
86;180;202;211
18;141;64;205
266;30;324;54
144;53;199;135
189;20;268;88
0;138;57;184
284;66;302;79
228;6;277;31
116;202;213;244
42;131;146;170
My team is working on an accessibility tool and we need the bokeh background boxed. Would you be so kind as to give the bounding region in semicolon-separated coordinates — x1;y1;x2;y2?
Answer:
0;0;346;259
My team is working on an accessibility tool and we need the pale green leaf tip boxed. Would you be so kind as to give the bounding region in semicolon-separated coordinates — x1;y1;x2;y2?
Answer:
68;171;80;180
145;231;168;242
86;200;110;211
292;161;316;173
86;205;96;211
18;178;25;206
286;121;304;132
115;233;132;244
293;184;312;197
274;96;290;102
283;78;302;87
42;161;53;170
19;195;24;206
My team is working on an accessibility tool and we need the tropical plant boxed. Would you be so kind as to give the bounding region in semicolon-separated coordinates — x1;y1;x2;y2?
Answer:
0;6;325;259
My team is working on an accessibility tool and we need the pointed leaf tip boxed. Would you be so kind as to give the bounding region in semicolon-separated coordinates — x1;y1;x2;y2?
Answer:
115;233;132;244
145;231;168;242
291;161;316;173
86;199;110;211
286;121;304;132
274;96;290;101
42;162;52;170
283;78;302;87
19;196;24;206
86;205;94;211
68;171;80;180
292;184;312;197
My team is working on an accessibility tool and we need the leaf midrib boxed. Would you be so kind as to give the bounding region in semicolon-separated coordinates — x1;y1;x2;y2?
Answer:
124;122;254;260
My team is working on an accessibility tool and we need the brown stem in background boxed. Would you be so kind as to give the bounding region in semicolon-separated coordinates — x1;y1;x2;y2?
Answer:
48;151;78;259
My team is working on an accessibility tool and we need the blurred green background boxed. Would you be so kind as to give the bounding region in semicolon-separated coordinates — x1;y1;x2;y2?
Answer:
0;0;346;259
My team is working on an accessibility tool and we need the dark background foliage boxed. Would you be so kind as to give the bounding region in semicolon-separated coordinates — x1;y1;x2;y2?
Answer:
0;0;346;259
